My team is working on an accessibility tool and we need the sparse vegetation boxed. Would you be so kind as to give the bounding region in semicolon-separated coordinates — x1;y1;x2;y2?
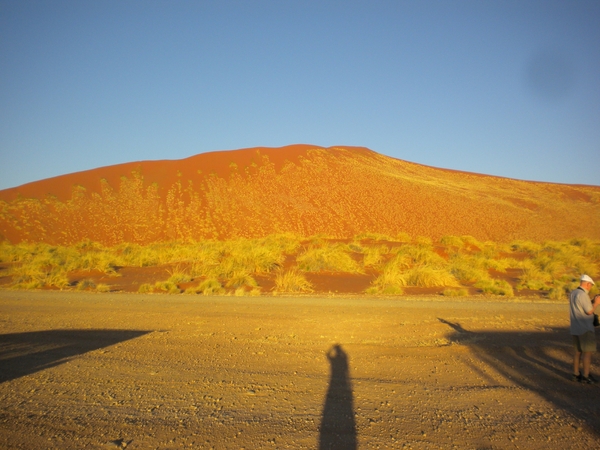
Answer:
442;288;469;297
274;268;313;294
296;242;361;273
0;234;598;299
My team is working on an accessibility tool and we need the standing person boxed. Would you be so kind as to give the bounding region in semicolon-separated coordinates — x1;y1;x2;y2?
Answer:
570;274;599;383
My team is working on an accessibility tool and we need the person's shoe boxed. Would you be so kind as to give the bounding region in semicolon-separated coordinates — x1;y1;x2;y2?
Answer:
572;373;582;382
580;374;598;384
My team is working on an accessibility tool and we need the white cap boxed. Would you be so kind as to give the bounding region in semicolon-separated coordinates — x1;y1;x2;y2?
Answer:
581;274;595;285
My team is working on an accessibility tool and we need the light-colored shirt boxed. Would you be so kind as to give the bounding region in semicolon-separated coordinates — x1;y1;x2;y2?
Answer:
570;287;594;335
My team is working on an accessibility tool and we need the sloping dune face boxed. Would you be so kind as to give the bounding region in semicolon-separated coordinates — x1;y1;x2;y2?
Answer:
1;145;599;245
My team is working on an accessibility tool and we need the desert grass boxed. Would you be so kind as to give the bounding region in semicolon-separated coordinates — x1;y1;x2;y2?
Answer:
273;268;313;294
367;243;459;294
361;244;390;268
442;288;469;297
365;264;406;295
403;266;459;288
474;278;514;297
1;234;599;298
353;232;397;242
296;242;361;273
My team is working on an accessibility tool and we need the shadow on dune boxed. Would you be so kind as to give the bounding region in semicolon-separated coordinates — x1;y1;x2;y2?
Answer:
319;344;357;450
0;329;151;383
438;318;600;436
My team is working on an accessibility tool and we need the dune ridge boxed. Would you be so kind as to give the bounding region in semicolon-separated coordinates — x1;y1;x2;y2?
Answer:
1;145;599;245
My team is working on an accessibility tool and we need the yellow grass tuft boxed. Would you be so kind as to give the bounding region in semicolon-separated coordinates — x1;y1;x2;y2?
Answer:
296;243;361;273
274;268;313;294
403;267;459;288
442;288;469;297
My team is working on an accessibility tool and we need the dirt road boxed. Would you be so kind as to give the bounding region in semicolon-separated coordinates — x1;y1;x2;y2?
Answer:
1;291;598;449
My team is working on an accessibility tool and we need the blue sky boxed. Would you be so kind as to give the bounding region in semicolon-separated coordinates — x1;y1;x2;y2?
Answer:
1;0;599;190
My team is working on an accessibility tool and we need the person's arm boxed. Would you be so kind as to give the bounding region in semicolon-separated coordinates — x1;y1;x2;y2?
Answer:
585;295;599;315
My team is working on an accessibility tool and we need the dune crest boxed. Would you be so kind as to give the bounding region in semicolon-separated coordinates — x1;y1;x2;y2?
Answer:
1;145;599;245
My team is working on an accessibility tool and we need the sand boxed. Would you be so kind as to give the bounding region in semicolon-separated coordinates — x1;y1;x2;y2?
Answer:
1;290;599;449
2;145;600;245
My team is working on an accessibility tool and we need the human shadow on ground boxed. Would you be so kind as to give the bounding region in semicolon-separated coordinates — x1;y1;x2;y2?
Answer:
0;329;151;383
319;344;357;450
438;318;600;436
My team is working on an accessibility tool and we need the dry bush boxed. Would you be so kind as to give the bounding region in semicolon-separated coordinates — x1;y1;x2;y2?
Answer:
516;264;551;291
274;268;313;294
95;283;110;292
154;281;180;294
354;232;395;241
440;235;463;254
461;235;483;249
138;283;154;293
362;245;389;268
368;242;457;293
486;257;516;273
397;245;446;269
197;278;225;295
414;236;433;247
296;243;361;273
440;235;463;247
395;232;412;243
366;262;407;294
1;235;597;298
77;279;96;290
225;270;258;289
511;240;542;255
547;283;570;301
479;241;500;259
166;265;192;285
190;238;286;282
8;244;72;289
442;288;469;297
403;267;459;288
474;278;514;297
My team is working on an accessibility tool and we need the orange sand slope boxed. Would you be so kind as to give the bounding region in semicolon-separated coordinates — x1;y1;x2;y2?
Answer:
1;145;599;245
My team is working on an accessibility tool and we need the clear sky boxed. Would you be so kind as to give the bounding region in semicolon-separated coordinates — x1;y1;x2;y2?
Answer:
1;0;599;190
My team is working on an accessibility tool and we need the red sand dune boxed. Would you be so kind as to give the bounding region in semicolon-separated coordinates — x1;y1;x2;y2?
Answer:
1;145;599;245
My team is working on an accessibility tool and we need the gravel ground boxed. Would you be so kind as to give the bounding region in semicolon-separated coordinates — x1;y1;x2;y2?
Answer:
1;290;599;449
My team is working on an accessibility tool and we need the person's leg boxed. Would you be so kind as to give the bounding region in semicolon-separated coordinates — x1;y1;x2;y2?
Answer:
582;352;592;378
573;350;582;375
573;335;582;376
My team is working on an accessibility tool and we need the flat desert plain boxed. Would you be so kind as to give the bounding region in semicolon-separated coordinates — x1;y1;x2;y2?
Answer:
1;291;599;449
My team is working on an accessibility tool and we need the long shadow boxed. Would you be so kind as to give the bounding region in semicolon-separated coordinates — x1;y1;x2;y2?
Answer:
438;318;600;436
319;344;357;450
0;329;151;383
